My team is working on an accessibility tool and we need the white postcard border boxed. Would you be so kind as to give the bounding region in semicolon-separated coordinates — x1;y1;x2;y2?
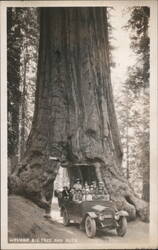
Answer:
1;1;158;249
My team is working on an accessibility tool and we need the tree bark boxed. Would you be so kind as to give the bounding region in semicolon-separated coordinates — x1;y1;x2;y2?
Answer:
8;7;149;221
18;55;27;161
7;8;21;167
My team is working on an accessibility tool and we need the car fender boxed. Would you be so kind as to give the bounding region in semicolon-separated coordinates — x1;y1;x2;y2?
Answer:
116;210;129;217
86;212;98;219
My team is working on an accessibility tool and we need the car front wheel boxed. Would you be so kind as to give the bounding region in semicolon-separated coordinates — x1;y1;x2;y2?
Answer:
63;208;70;226
116;216;127;237
85;216;96;238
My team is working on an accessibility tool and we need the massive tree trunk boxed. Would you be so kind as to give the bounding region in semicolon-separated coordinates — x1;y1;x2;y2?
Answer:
9;7;149;221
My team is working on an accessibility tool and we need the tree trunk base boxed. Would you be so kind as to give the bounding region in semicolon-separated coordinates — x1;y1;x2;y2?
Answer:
8;162;149;222
99;165;149;222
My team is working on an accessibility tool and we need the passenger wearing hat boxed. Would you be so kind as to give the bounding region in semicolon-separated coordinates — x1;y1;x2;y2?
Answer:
82;188;86;201
97;181;109;200
89;184;96;200
92;180;98;196
84;182;90;201
73;178;82;190
84;182;90;192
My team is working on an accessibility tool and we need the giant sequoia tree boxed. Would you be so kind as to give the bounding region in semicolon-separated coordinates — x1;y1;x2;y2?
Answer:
9;7;149;221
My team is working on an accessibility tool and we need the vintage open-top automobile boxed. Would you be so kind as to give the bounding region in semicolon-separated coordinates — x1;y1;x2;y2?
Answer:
56;162;128;238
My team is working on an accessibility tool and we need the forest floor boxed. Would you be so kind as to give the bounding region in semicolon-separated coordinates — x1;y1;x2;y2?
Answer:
8;195;150;248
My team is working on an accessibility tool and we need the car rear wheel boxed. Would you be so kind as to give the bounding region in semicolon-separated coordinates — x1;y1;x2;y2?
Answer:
117;216;127;237
85;216;96;238
63;208;70;226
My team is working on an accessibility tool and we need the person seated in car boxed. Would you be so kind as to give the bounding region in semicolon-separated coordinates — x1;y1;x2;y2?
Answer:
86;192;93;201
73;189;83;203
82;188;86;201
69;187;75;201
89;184;95;197
96;188;104;199
62;186;70;200
92;180;98;194
84;184;92;201
89;183;98;200
77;190;83;201
84;181;90;192
83;182;89;200
96;181;109;200
73;178;82;190
98;181;106;192
89;184;94;192
99;181;109;194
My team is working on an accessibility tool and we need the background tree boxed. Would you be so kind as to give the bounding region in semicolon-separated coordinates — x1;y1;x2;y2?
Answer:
125;7;150;202
7;8;22;171
18;8;39;161
8;7;149;221
113;7;150;200
7;8;39;172
126;7;149;89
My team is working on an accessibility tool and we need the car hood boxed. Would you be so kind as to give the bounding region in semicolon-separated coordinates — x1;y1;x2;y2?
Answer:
80;200;116;215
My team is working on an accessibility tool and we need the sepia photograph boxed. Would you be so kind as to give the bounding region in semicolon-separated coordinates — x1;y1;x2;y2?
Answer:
0;0;158;249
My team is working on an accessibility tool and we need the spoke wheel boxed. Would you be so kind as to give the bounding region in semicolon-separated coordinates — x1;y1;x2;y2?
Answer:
85;216;96;238
63;208;70;226
117;216;127;237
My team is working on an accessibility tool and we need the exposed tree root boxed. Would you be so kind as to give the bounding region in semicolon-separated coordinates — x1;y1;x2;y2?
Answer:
98;163;149;222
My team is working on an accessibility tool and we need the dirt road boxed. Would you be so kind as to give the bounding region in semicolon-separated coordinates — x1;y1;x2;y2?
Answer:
50;198;149;245
8;195;149;247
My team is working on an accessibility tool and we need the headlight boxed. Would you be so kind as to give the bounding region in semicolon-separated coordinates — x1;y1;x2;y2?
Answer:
99;214;105;221
114;213;120;220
